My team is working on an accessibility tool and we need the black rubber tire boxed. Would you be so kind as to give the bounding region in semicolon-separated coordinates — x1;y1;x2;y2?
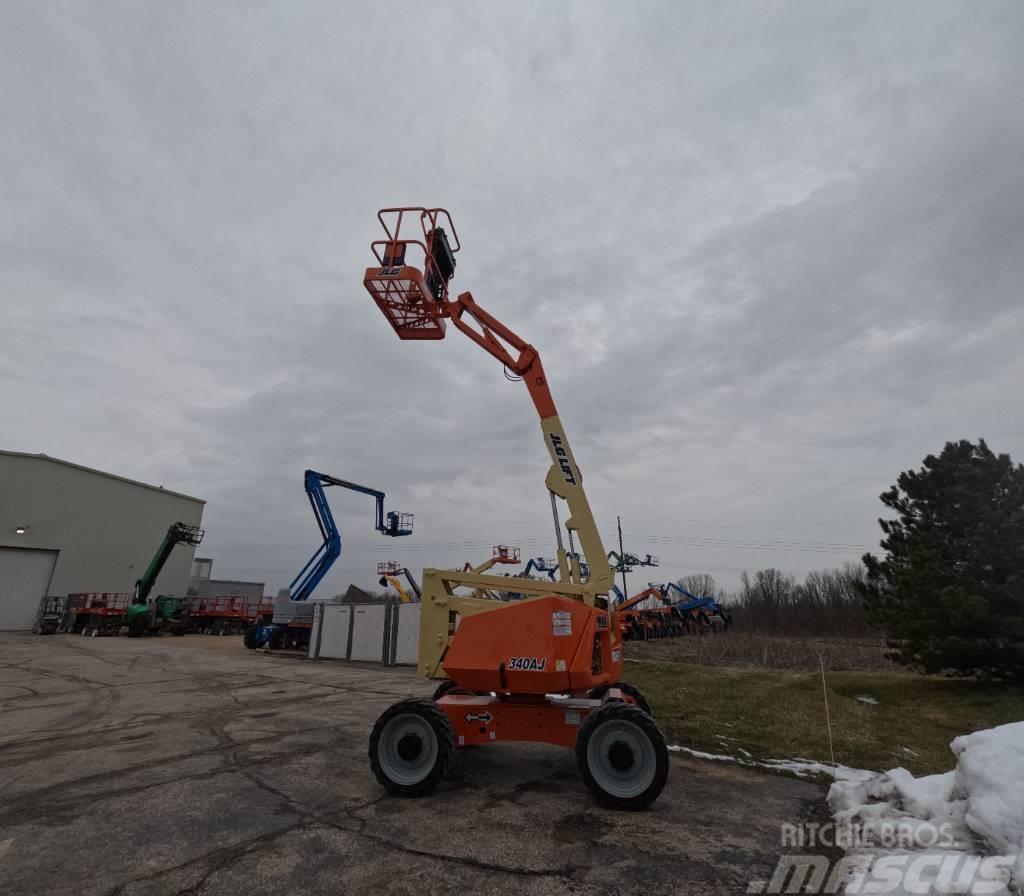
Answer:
575;702;668;811
242;626;259;650
369;699;455;797
268;628;286;650
589;681;653;718
127;615;148;638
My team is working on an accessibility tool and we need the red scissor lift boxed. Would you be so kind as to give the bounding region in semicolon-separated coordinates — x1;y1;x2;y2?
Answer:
187;595;255;634
186;596;213;631
65;593;131;637
211;596;250;634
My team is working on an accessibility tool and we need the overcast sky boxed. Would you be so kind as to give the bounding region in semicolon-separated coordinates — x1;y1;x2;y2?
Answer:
2;2;1022;599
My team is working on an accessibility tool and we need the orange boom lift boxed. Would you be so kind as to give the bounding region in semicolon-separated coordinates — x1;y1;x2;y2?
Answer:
362;208;668;809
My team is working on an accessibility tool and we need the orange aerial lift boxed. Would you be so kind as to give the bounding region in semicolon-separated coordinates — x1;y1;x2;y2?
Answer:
362;208;668;809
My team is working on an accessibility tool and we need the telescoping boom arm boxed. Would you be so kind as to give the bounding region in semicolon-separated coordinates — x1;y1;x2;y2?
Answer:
134;522;204;604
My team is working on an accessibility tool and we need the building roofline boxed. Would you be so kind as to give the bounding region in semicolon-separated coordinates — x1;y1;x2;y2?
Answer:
0;451;206;504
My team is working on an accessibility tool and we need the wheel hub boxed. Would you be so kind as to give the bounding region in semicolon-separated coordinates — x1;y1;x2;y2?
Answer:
397;732;423;761
607;740;635;772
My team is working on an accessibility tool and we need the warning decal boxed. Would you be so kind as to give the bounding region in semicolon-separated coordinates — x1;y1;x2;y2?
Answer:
552;610;573;637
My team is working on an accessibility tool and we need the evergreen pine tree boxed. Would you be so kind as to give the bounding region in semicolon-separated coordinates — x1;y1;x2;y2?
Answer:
860;439;1024;679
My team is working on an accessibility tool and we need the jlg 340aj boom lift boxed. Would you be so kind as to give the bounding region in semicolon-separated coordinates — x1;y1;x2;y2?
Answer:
362;208;668;809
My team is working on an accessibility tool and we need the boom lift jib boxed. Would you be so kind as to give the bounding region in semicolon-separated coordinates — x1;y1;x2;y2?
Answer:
362;207;668;809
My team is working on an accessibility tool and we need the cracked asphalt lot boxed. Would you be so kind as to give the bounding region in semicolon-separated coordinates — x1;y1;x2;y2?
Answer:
0;633;825;895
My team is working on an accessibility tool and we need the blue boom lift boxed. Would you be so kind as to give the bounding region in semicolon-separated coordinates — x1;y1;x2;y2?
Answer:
244;470;412;649
518;556;559;580
659;581;729;630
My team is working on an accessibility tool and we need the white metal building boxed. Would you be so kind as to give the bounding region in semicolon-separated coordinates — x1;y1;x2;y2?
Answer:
0;451;205;630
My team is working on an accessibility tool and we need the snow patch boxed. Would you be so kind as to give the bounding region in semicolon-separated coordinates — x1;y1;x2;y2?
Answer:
668;744;873;783
827;721;1024;894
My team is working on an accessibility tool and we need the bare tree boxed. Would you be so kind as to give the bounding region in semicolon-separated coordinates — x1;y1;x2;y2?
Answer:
678;573;720;599
731;566;867;636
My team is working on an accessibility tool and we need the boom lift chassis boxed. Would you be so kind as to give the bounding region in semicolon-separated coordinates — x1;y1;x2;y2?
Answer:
363;208;668;809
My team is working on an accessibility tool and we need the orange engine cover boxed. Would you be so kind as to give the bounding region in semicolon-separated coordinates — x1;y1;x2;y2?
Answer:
443;595;623;695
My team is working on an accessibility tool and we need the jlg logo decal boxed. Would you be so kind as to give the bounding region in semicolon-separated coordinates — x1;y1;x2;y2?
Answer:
548;434;577;486
508;657;548;672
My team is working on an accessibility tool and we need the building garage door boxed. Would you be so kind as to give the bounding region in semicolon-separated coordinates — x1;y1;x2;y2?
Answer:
0;548;58;630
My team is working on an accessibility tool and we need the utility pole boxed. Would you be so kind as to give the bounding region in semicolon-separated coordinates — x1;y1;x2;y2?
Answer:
617;515;628;599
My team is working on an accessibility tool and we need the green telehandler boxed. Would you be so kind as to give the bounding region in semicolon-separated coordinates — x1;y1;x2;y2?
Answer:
125;522;205;637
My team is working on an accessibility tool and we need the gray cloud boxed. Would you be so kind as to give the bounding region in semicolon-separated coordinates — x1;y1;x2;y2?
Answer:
2;1;1022;598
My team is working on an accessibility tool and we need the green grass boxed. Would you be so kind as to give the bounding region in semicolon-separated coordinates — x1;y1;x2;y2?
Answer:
626;659;1024;775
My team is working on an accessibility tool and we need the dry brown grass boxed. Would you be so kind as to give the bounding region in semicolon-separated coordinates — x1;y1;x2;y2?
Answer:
626;631;900;672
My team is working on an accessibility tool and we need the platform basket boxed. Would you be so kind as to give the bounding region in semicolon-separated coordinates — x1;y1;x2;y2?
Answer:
386;511;414;536
169;522;205;547
364;272;447;339
492;545;521;564
363;207;460;340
